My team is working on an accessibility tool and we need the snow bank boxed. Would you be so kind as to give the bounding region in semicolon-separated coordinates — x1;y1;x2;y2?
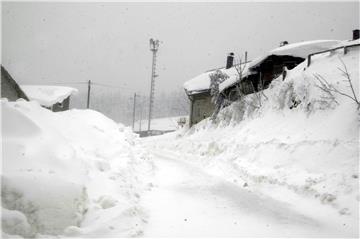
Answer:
2;100;152;238
20;85;78;107
151;43;359;236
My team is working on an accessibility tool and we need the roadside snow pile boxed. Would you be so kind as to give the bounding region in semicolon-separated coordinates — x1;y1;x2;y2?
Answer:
150;44;359;235
1;100;153;238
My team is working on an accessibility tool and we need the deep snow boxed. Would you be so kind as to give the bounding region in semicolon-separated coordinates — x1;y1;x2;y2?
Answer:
2;41;359;238
1;100;153;238
140;42;359;237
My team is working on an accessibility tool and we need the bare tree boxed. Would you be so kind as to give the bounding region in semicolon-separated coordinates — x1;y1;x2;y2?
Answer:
314;57;359;109
232;53;268;110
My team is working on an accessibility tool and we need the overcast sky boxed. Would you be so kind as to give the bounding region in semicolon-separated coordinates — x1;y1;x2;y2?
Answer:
2;2;359;95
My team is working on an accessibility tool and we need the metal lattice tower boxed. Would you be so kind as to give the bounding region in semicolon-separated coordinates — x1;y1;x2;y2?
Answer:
148;38;159;133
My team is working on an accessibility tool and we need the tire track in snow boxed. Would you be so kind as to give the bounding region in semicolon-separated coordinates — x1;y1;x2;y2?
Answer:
140;149;335;237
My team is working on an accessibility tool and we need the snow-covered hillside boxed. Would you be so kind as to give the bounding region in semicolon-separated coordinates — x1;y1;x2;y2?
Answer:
143;43;359;236
1;100;153;238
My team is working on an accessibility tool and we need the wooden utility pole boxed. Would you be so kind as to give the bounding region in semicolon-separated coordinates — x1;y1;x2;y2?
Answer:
139;96;143;132
87;80;91;109
132;93;137;130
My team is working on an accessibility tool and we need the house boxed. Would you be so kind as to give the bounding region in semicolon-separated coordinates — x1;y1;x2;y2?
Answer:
184;53;240;127
184;40;342;127
1;65;29;101
20;85;78;112
220;40;341;100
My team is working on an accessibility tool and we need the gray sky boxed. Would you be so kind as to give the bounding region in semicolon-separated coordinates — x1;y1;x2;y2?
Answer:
2;2;359;95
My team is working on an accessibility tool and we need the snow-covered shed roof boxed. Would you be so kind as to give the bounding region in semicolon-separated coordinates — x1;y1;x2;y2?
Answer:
249;40;341;70
184;65;247;95
20;85;78;107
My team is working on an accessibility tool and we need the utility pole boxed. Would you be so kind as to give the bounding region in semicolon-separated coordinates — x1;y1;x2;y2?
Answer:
132;93;137;130
139;96;143;132
148;38;160;133
87;80;91;109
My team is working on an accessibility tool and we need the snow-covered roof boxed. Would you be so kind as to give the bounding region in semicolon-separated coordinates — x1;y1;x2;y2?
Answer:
249;40;341;70
332;39;360;48
183;72;212;94
184;66;244;95
20;85;78;107
185;40;342;95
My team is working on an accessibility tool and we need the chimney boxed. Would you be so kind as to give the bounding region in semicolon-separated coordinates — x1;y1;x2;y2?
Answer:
280;41;288;47
226;52;234;69
353;29;359;40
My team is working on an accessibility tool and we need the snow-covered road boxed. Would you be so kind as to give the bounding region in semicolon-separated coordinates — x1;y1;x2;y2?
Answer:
140;147;348;237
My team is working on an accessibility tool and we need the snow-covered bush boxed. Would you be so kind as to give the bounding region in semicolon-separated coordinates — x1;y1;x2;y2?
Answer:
213;48;359;127
209;70;229;104
209;70;229;120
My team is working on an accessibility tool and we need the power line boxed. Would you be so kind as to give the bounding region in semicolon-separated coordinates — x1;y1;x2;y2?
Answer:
91;82;135;91
23;81;135;91
23;81;88;85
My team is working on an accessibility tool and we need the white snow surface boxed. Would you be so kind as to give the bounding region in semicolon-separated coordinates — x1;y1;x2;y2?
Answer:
140;44;359;237
20;85;78;107
249;40;341;70
334;39;360;48
1;100;153;238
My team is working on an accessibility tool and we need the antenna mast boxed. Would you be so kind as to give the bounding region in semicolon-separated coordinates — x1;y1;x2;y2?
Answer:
148;38;160;134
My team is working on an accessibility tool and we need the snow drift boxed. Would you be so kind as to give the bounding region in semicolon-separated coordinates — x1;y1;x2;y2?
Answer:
1;100;152;238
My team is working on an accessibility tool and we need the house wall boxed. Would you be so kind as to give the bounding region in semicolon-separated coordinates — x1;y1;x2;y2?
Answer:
52;97;70;112
1;66;29;101
222;55;305;102
189;92;215;126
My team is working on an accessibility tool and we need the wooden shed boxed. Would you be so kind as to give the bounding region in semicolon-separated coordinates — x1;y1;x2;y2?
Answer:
20;85;78;112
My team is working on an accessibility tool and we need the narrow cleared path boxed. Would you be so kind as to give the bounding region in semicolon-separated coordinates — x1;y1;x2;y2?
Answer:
141;150;342;237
